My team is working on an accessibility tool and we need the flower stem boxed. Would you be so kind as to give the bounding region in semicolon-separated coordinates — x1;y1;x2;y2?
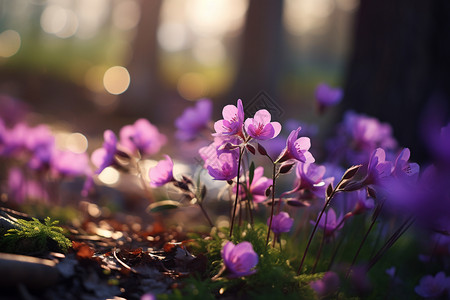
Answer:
368;217;414;270
229;147;244;238
312;210;329;273
345;201;383;279
296;174;347;274
197;202;214;228
266;162;277;246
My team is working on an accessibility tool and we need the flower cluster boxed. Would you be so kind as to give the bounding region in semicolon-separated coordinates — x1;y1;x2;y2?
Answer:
3;92;450;299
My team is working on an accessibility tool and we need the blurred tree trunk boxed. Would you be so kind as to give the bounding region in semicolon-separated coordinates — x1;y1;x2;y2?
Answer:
227;0;284;120
343;0;450;161
120;0;164;121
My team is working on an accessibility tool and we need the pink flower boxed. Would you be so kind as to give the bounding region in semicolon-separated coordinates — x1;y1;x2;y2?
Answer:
277;127;315;163
119;119;166;156
50;150;89;177
244;109;281;140
91;130;118;174
221;241;258;277
149;155;174;187
233;166;272;203
268;212;294;234
213;99;244;136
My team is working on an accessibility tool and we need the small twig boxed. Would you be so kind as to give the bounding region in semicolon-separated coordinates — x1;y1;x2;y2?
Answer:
113;248;137;273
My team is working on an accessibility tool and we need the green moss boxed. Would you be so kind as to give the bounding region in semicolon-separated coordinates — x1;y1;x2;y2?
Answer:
0;217;72;254
166;222;322;299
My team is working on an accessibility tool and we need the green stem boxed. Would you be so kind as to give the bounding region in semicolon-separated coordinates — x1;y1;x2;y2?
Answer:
345;202;383;279
229;147;244;238
266;162;277;246
296;176;345;275
312;210;328;273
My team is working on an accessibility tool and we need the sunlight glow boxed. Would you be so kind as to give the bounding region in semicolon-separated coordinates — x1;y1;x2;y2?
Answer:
192;38;226;66
177;72;208;100
185;0;249;37
40;5;79;38
157;22;189;52
113;0;141;31
284;0;335;36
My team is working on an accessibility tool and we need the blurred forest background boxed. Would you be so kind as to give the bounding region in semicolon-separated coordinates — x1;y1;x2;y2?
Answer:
0;0;449;162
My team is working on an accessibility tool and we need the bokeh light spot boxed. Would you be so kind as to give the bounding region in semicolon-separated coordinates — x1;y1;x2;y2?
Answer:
0;30;21;58
98;167;120;185
113;0;141;31
66;133;88;154
157;22;189;52
103;66;131;95
40;5;79;38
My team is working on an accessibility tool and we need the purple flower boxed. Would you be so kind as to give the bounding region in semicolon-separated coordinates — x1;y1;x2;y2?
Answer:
268;212;294;234
0;95;28;125
7;167;48;204
140;293;156;300
329;111;397;165
119;118;166;156
148;155;174;187
311;208;343;237
315;83;343;112
363;148;392;186
199;138;240;181
206;152;239;181
50;150;89;177
244;109;281;140
415;272;450;298
296;162;334;199
392;148;420;182
310;271;340;298
221;241;258;277
175;99;212;141
277;127;315;163
392;148;419;179
2;123;55;160
91;130;118;174
348;190;374;215
213;99;244;136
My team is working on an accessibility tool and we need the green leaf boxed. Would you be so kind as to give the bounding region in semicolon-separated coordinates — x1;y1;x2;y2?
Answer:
249;161;255;186
147;200;181;212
